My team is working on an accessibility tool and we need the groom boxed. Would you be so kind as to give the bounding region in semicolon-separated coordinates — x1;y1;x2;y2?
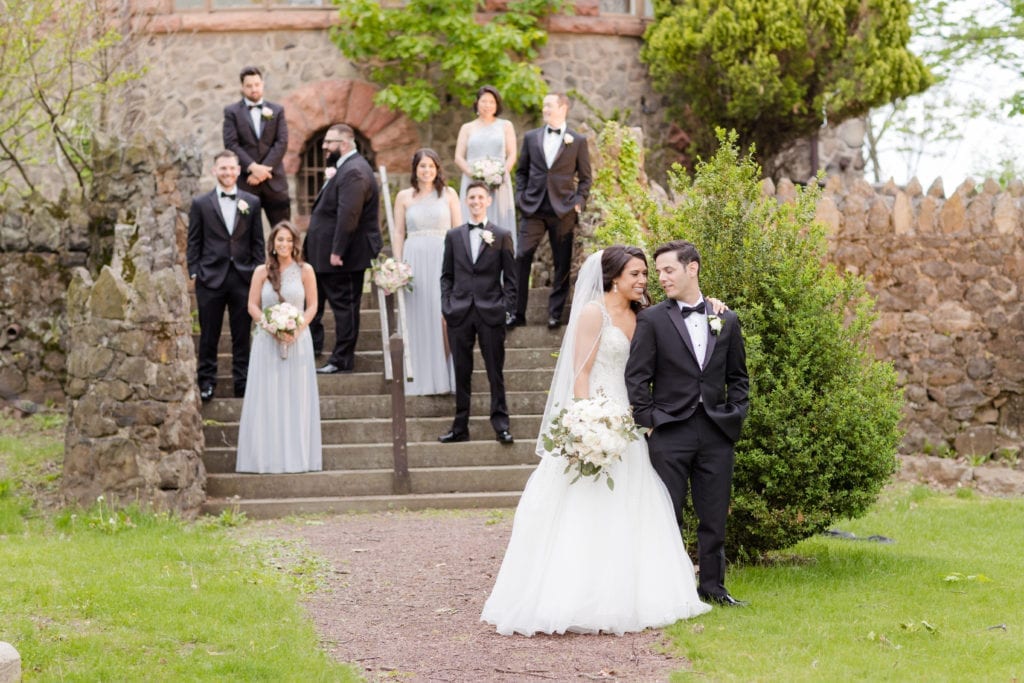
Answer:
625;240;750;606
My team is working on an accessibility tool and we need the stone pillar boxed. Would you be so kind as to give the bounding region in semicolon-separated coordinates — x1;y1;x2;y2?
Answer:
61;137;207;517
0;641;20;683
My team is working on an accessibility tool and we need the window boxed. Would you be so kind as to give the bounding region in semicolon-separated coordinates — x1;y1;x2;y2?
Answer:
296;128;377;216
598;0;653;17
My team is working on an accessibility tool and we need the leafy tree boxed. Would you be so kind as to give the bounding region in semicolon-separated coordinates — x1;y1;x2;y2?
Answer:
641;0;932;176
590;125;904;558
331;0;564;125
0;0;143;200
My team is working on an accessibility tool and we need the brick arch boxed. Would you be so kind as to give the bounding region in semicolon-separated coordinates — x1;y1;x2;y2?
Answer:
281;79;420;176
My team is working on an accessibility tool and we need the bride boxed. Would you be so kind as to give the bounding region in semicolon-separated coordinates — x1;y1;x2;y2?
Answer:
481;246;714;636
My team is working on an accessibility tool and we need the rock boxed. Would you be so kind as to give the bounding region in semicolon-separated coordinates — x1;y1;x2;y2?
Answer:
972;467;1024;496
898;454;971;488
0;641;21;683
954;425;998;457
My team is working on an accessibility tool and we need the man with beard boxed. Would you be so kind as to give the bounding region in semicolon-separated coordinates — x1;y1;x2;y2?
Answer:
304;124;382;374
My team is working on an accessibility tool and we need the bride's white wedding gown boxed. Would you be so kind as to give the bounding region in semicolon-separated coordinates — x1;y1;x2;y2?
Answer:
481;307;711;636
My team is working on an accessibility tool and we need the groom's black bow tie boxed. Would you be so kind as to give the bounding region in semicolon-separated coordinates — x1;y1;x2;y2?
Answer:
679;301;706;318
469;223;484;230
546;127;562;135
247;103;263;109
220;192;236;200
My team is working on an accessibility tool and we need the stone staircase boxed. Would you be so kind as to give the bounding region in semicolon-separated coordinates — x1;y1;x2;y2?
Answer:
199;289;563;518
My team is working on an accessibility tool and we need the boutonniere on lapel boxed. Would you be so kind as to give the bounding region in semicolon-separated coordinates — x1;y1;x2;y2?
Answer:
324;166;337;180
563;133;574;145
237;199;250;215
708;314;723;336
480;229;495;246
261;106;274;120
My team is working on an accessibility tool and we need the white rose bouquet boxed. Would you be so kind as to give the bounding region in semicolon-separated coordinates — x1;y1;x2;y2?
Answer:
371;256;414;295
470;157;505;190
541;391;640;490
260;302;304;359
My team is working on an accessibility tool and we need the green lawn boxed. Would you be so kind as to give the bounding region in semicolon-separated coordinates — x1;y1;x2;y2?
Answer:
666;485;1023;681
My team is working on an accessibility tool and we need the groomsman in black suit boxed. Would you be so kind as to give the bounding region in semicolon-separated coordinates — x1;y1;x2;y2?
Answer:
223;65;291;226
186;150;265;401
439;181;518;444
513;92;592;329
304;124;382;374
626;240;750;607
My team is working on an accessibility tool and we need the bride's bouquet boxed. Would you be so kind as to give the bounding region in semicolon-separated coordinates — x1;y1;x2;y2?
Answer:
260;302;304;359
470;157;505;190
541;391;641;490
371;256;413;295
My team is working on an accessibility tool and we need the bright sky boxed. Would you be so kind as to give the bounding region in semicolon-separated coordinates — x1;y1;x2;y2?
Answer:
871;1;1024;189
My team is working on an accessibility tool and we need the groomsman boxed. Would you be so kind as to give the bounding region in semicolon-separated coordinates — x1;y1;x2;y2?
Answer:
304;124;382;374
439;181;518;444
223;65;291;226
513;92;592;329
186;150;265;401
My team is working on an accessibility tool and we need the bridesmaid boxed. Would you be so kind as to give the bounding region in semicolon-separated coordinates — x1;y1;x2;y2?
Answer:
393;148;462;396
455;85;518;249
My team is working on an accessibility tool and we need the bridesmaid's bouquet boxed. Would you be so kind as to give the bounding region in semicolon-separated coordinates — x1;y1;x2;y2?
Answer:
371;256;413;295
470;157;504;190
260;302;304;359
541;391;641;490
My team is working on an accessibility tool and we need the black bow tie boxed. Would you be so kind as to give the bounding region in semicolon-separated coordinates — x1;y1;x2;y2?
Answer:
247;103;263;110
220;192;236;200
469;223;484;230
680;301;706;318
546;127;562;135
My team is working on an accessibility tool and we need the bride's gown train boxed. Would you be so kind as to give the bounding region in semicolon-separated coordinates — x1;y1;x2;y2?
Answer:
481;305;711;636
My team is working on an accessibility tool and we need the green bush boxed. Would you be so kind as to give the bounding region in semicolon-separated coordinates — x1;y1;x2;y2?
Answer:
591;127;904;558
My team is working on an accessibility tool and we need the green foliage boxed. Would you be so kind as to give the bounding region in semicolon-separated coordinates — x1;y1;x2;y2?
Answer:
642;0;932;174
590;128;903;557
587;121;661;251
331;0;565;121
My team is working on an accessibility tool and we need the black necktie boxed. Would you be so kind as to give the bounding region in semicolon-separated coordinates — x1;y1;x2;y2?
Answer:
680;301;706;318
220;192;236;200
547;127;561;135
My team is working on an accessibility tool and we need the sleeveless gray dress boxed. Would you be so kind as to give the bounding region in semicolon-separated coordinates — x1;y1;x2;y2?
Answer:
459;119;517;250
236;263;322;473
404;191;454;396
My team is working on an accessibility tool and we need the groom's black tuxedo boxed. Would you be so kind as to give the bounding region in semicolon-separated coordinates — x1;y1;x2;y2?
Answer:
626;300;749;598
186;188;265;395
513;125;591;323
223;99;290;224
441;221;518;436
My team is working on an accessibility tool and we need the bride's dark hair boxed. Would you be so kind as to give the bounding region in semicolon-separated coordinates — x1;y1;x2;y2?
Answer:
601;244;649;312
266;221;303;301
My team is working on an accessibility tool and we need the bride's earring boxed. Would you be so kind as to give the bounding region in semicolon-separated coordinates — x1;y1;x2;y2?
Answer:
613;282;618;293
272;249;277;255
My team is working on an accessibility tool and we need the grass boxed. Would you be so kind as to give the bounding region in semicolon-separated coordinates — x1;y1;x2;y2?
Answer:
0;411;362;682
665;484;1023;681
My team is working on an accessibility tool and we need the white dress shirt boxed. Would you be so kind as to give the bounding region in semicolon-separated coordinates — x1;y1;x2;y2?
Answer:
468;222;485;262
679;297;708;369
244;98;264;137
543;125;564;167
217;185;238;234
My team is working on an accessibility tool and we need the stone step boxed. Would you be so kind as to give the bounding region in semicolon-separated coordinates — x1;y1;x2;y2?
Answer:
203;438;540;473
203;415;544;446
211;367;555;398
201;390;549;422
205;464;536;499
202;491;524;519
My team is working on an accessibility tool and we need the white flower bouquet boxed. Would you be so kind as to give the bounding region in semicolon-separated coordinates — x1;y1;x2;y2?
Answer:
260;302;304;359
470;157;505;190
371;256;413;295
541;391;641;490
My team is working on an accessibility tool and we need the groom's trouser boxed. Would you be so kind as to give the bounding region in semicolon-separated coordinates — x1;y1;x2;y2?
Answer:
647;409;736;597
449;308;509;434
515;197;576;323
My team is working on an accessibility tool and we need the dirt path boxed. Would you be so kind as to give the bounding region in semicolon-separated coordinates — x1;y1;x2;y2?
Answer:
256;509;696;682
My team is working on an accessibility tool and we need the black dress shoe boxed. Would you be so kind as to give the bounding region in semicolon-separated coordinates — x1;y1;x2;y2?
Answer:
316;363;348;374
438;430;469;444
496;429;514;444
547;317;561;329
698;591;749;607
199;385;214;402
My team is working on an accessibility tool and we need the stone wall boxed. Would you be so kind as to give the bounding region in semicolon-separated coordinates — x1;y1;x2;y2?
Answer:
57;137;207;516
781;174;1024;459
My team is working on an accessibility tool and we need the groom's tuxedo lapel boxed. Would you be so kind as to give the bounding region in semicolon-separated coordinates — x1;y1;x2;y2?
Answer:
666;303;701;368
703;317;718;368
207;191;229;235
461;224;475;263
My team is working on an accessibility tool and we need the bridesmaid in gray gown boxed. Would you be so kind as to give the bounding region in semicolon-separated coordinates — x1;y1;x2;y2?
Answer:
236;221;322;473
394;148;462;395
455;85;518;249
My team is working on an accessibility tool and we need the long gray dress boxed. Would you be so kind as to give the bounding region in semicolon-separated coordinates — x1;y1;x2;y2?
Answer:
236;263;322;473
404;191;454;396
459;119;517;250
